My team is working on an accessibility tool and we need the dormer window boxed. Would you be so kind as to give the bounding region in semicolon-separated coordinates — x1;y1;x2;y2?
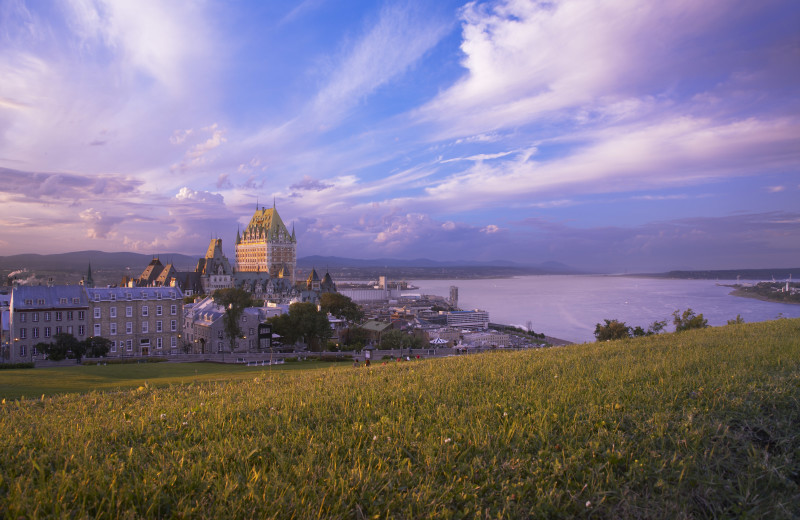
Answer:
94;294;100;302
126;293;132;300
59;298;67;304
37;299;45;305
25;299;32;305
110;294;116;301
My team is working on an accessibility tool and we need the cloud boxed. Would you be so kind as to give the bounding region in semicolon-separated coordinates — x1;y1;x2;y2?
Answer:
174;187;224;205
290;176;332;192
481;224;501;234
0;167;143;202
416;0;773;138
767;185;785;193
79;208;121;239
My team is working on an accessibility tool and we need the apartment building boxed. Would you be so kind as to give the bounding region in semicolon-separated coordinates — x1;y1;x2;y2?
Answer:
8;286;90;363
86;287;184;357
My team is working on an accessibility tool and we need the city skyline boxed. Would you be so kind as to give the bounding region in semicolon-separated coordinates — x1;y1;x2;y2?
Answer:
1;0;798;272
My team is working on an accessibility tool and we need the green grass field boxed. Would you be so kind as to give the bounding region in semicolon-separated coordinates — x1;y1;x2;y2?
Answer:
0;360;344;400
1;319;798;518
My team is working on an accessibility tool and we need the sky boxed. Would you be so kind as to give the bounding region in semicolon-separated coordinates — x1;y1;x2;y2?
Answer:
1;0;798;273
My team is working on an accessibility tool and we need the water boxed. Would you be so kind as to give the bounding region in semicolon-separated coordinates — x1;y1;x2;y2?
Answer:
406;275;800;343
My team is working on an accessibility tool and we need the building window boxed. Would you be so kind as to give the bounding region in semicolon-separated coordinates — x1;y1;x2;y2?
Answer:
156;305;162;316
19;345;26;357
126;306;133;318
142;306;148;317
55;312;62;321
170;320;177;332
94;308;101;319
32;313;39;322
94;324;101;336
111;341;117;353
25;299;32;305
110;307;117;318
156;337;163;349
78;325;85;336
126;340;133;351
157;292;162;300
142;322;148;333
32;346;38;356
20;328;26;339
156;321;162;333
110;323;117;335
59;298;67;304
37;299;45;305
72;298;80;304
66;311;73;321
171;336;177;348
170;305;177;315
20;313;26;323
126;322;132;334
55;326;62;335
110;293;116;301
126;293;132;300
78;311;85;321
44;327;51;338
141;292;148;300
94;294;100;302
44;312;51;321
32;327;39;338
170;291;176;299
67;326;73;334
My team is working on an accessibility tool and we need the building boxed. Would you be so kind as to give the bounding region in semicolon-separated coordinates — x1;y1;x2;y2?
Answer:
444;310;490;329
236;203;296;283
86;286;184;358
8;285;90;363
462;331;509;348
183;297;287;355
195;239;235;294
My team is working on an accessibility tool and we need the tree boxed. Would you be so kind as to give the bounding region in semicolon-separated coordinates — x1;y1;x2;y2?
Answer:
319;293;364;323
39;332;82;362
727;314;745;325
631;319;668;337
341;326;369;349
268;302;332;352
213;288;253;356
380;329;426;351
672;308;708;333
83;336;112;358
594;319;631;341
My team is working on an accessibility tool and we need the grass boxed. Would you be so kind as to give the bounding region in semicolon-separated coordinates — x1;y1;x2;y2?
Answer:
1;319;799;518
0;361;344;400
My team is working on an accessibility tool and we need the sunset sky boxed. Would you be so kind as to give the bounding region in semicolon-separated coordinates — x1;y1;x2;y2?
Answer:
1;0;798;272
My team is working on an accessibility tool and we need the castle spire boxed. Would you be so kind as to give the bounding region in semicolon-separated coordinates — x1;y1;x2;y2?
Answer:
86;263;94;288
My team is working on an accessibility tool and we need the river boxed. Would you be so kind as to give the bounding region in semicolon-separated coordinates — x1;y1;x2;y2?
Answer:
405;275;800;343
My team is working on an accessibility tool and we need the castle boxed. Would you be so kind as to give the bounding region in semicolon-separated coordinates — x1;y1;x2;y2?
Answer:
124;202;334;302
235;202;297;283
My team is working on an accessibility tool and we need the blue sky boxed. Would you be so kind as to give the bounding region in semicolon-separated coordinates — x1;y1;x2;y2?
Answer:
0;0;798;272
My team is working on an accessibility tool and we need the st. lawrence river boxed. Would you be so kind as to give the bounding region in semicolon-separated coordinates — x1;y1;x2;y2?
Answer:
406;275;800;343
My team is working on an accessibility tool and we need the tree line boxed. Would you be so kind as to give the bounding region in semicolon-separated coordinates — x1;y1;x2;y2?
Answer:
593;308;718;341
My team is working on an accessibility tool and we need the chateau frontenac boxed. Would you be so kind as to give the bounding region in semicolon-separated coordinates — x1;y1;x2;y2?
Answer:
235;203;297;283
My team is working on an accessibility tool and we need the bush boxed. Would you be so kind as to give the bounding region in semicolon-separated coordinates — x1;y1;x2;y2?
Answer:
0;362;35;370
673;308;709;332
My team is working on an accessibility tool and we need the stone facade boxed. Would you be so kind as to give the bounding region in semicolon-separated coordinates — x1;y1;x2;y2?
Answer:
86;287;184;357
8;286;90;363
235;204;296;283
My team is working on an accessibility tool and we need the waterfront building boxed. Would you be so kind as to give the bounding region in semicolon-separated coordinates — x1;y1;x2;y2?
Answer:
8;285;90;363
444;310;490;329
462;331;509;348
236;203;297;283
86;286;184;358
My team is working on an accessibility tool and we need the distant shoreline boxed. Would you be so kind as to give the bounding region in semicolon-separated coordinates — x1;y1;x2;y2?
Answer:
725;286;800;306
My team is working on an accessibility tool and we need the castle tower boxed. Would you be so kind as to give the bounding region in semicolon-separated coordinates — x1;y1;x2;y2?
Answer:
235;203;297;283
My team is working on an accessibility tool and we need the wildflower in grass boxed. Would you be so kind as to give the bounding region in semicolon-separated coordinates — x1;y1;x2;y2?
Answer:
444;438;451;443
585;501;591;508
160;413;166;420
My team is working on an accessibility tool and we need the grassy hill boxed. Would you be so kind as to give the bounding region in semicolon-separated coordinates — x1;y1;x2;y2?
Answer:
1;320;798;518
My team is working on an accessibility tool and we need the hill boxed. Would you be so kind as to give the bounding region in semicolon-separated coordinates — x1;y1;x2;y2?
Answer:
0;250;583;286
1;319;798;517
641;267;800;280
